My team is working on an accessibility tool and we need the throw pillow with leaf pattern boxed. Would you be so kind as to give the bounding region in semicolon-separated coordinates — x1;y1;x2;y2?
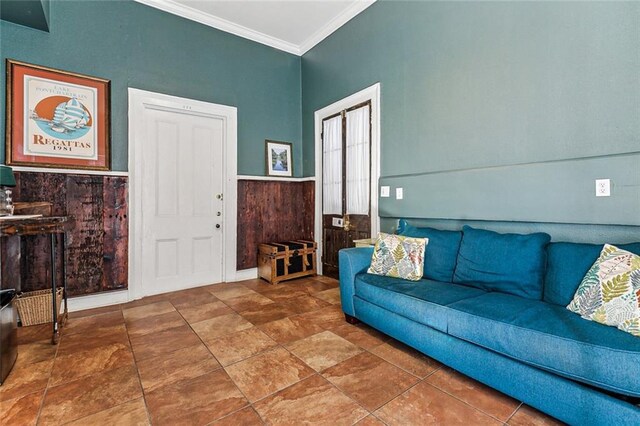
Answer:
567;244;640;337
367;233;427;281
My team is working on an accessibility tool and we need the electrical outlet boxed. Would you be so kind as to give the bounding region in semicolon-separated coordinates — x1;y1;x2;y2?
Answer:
380;186;390;197
396;187;404;200
595;179;611;197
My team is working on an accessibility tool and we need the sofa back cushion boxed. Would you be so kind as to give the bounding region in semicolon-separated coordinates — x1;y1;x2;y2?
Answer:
398;220;462;282
543;242;640;306
453;225;551;299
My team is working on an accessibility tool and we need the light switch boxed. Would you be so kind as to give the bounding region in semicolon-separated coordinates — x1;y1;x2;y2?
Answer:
396;187;403;200
332;217;344;227
380;186;390;197
595;179;611;197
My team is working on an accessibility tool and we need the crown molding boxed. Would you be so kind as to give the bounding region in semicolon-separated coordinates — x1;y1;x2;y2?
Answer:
134;0;300;54
299;0;375;55
134;0;375;56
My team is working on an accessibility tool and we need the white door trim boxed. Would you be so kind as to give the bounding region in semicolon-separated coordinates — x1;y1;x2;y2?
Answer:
314;83;381;275
128;88;238;301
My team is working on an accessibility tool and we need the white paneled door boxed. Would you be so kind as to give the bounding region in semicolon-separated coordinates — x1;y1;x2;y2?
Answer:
135;104;228;297
129;89;237;300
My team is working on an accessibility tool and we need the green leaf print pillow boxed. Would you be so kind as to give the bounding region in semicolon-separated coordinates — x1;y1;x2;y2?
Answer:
367;233;428;281
567;244;640;337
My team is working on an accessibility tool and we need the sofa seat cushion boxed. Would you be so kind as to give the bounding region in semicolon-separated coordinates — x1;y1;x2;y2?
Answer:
447;292;640;396
354;273;485;332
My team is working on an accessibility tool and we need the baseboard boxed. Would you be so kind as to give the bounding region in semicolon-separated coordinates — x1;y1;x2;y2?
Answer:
66;289;129;312
232;268;258;282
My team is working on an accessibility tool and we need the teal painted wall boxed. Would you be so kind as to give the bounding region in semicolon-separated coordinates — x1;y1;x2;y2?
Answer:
302;1;640;239
1;0;302;174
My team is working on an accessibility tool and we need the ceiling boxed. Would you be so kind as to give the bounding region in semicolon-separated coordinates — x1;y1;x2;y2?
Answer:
135;0;375;55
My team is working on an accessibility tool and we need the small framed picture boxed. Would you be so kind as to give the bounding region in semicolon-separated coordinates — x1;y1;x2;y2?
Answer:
5;59;111;171
265;140;292;177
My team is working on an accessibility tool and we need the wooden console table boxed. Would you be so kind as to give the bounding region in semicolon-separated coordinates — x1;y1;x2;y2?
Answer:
0;216;69;344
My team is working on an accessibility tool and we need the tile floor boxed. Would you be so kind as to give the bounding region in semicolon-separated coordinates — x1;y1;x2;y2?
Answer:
0;276;564;425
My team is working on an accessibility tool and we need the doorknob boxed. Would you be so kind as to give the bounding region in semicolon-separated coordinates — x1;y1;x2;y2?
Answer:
215;224;221;229
343;216;352;232
216;193;223;200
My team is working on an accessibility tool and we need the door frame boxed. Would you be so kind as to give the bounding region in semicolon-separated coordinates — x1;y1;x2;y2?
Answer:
314;83;381;275
128;88;238;300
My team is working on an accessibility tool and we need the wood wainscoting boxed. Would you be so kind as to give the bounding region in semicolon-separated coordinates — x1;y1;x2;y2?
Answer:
237;179;314;270
9;171;128;296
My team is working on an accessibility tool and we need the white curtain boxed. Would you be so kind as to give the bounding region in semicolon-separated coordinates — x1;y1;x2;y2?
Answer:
346;105;370;215
322;115;342;215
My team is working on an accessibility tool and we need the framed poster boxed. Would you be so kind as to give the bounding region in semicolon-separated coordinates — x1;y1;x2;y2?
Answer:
5;59;111;171
265;140;292;177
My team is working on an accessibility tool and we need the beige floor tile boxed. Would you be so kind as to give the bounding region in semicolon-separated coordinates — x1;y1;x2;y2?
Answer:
205;327;278;366
296;305;346;330
370;340;441;378
225;347;315;402
313;287;342;304
16;339;58;366
208;285;256;300
57;323;130;356
39;365;143;424
50;342;135;386
254;375;368;425
123;301;175;322
286;330;362;372
177;300;233;324
330;323;389;350
426;367;520;421
137;344;221;392
279;295;331;315
238;303;298;325
323;352;419;411
130;325;201;361
355;415;387;426
223;292;275;312
257;315;325;344
125;310;186;337
0;358;53;402
0;390;44;425
508;404;564;426
63;310;124;335
68;304;122;319
210;406;264;425
191;313;253;342
375;381;501;425
166;288;221;309
66;397;150;426
145;369;248;426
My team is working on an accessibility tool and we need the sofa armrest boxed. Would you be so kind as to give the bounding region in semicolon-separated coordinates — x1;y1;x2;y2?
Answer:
338;247;374;316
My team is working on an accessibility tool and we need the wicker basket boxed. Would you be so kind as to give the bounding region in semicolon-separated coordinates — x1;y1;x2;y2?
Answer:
14;287;63;326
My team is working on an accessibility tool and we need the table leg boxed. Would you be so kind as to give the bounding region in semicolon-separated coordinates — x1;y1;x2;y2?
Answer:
51;234;59;345
61;232;68;327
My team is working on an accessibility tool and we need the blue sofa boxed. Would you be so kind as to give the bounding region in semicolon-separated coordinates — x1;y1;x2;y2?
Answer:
339;223;640;425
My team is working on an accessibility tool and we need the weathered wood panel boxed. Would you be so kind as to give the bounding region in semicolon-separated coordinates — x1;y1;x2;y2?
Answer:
236;180;314;270
10;171;128;296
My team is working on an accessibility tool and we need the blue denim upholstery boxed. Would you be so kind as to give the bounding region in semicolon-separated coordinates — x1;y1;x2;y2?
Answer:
397;219;463;282
339;247;374;316
453;225;551;299
544;242;640;306
339;241;640;423
446;292;640;396
354;273;485;332
353;298;640;425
